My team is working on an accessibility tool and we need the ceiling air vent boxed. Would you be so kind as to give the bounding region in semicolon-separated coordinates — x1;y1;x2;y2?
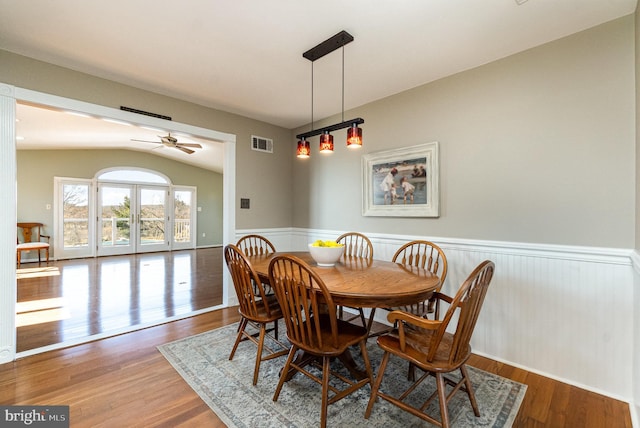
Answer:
251;135;273;153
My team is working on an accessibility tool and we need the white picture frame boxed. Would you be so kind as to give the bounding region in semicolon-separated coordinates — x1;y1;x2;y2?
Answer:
362;142;439;217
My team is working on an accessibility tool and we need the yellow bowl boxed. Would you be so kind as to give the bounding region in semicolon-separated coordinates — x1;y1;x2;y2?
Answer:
308;243;345;267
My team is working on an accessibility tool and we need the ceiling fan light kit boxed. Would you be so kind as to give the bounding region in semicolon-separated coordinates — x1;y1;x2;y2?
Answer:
296;30;364;158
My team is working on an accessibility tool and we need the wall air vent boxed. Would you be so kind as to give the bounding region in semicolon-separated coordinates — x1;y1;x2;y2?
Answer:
251;135;273;153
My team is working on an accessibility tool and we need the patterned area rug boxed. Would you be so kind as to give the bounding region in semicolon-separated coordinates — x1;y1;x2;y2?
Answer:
158;322;526;427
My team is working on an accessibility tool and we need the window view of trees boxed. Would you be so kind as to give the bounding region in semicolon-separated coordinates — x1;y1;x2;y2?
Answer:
174;191;192;243
63;184;89;248
102;195;132;245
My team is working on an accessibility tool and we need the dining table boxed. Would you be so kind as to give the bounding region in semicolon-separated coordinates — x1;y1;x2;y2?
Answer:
245;251;441;380
247;251;440;309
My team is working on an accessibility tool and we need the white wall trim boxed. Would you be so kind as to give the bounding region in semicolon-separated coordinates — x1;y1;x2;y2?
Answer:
630;249;640;274
0;82;17;364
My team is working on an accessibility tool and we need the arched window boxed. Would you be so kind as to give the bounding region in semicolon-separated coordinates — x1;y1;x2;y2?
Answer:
97;168;170;185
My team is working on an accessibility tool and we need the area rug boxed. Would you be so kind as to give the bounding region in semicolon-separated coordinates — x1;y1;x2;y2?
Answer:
158;322;526;427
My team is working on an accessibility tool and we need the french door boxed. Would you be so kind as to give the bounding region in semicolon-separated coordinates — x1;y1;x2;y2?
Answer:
55;179;95;260
55;176;197;259
97;184;170;256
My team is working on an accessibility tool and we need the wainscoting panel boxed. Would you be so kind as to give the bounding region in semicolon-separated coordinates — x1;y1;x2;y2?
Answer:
236;228;634;401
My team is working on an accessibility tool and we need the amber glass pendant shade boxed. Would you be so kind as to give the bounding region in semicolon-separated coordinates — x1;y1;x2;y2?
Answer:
296;138;310;158
319;131;334;153
346;123;363;148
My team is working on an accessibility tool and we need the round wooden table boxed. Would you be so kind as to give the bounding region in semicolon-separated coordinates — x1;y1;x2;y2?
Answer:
246;251;440;381
247;251;440;308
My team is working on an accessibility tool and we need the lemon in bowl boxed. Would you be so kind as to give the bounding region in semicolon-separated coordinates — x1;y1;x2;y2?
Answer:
308;240;345;267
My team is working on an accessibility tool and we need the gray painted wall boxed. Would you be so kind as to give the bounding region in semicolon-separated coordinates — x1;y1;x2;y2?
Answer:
294;16;635;248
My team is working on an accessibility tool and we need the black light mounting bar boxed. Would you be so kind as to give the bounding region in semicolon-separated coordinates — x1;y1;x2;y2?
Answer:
296;118;364;140
303;30;354;62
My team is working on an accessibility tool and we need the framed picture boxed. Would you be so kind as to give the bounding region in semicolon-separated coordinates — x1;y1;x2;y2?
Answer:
362;142;439;217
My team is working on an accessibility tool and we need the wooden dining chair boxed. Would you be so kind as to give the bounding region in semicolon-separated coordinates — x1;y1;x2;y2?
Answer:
236;234;276;257
392;240;447;314
369;240;447;339
17;222;50;267
268;254;373;428
236;234;276;295
335;232;374;328
365;260;495;427
224;244;288;385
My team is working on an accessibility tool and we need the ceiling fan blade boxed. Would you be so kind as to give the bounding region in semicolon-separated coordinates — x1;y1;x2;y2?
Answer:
175;146;195;155
131;139;159;144
176;143;202;148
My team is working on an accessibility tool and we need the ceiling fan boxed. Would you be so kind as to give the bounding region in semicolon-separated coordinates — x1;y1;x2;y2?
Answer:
131;133;202;154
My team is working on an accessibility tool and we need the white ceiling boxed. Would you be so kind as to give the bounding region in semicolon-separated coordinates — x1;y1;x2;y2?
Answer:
15;102;226;172
2;0;636;171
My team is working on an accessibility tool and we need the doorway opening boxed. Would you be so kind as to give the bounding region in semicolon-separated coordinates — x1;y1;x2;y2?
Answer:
2;84;237;362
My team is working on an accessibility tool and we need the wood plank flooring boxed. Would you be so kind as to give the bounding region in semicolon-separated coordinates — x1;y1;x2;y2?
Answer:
5;248;633;427
16;248;222;352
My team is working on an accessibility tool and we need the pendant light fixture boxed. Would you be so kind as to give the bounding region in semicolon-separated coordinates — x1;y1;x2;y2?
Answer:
296;30;364;158
319;131;334;153
296;137;310;158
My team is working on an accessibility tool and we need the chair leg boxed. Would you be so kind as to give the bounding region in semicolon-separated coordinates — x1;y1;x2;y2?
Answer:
435;373;451;428
37;249;42;265
320;356;330;428
273;345;298;402
365;351;390;418
358;308;367;328
229;318;248;360
252;324;266;385
358;339;374;383
407;362;416;381
45;247;49;265
365;308;377;336
460;365;480;416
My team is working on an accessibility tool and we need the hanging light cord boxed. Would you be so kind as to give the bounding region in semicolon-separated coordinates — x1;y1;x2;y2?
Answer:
311;62;314;132
341;46;345;123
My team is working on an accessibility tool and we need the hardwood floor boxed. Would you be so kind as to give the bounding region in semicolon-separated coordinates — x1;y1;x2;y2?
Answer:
0;309;632;427
16;248;223;353
5;248;633;427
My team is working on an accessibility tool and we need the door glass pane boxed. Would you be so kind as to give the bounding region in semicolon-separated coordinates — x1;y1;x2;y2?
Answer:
140;188;165;246
174;190;191;243
101;187;131;247
63;184;89;249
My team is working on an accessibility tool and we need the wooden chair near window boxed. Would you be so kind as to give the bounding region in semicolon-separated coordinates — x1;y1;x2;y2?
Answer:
17;222;50;267
237;234;276;295
268;254;373;428
335;232;374;329
236;234;276;257
365;260;495;428
224;244;288;385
